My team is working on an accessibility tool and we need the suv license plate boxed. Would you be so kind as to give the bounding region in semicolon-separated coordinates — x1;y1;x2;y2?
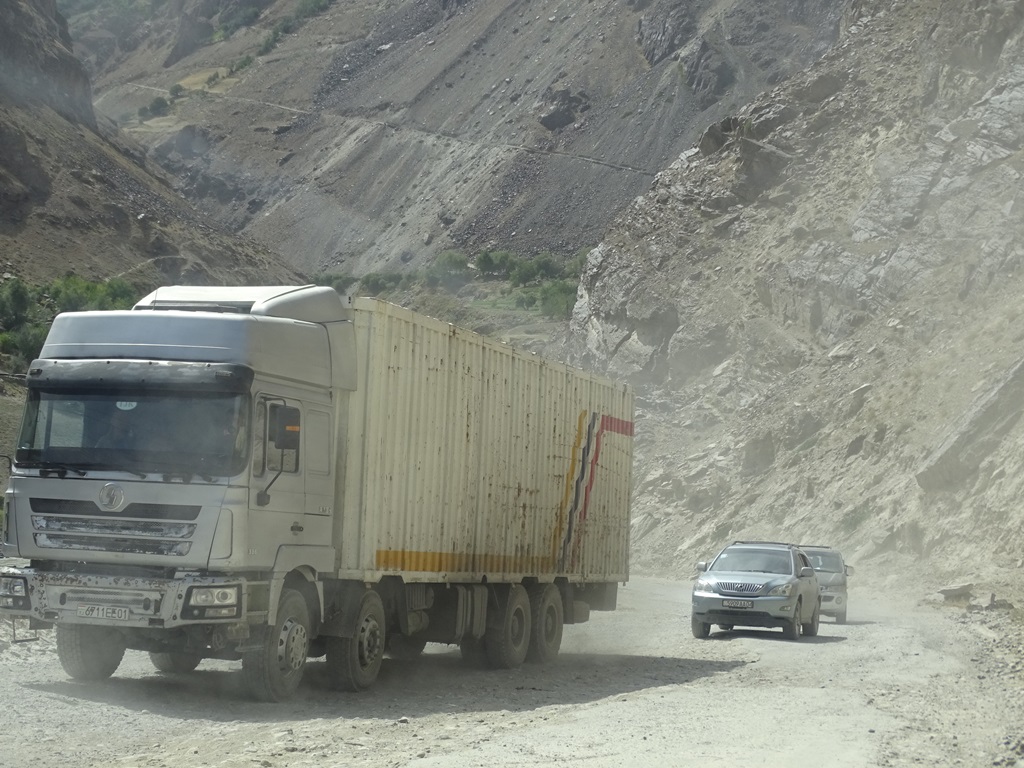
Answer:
77;604;130;621
722;599;752;609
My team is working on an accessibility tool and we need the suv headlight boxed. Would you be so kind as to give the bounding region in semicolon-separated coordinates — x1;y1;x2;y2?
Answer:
694;578;717;593
766;583;793;597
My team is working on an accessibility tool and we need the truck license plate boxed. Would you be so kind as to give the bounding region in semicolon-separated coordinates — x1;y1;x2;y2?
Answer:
76;604;130;621
722;599;752;609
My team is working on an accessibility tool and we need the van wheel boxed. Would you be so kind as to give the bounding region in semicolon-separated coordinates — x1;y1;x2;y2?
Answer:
242;588;310;702
57;624;126;680
526;583;564;664
485;584;531;668
326;590;386;692
150;651;202;673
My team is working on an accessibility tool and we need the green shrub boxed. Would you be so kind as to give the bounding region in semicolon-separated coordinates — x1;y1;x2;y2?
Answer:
314;272;358;294
169;84;185;99
148;96;170;116
359;272;403;295
538;280;577;319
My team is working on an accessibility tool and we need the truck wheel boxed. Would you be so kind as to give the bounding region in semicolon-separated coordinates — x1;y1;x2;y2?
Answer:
387;633;428;660
691;616;710;639
325;589;386;691
459;636;488;667
149;651;202;673
242;588;310;702
485;584;531;669
526;583;563;664
56;624;126;680
802;602;821;637
783;599;802;641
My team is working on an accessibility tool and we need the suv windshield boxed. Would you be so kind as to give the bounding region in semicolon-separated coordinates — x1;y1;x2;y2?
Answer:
710;548;793;575
16;389;251;478
806;551;844;573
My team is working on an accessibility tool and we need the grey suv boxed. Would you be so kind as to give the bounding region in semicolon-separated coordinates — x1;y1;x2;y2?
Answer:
691;541;821;640
799;545;853;624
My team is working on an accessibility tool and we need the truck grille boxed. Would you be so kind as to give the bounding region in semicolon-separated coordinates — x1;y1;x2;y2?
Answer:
28;498;199;556
30;498;201;520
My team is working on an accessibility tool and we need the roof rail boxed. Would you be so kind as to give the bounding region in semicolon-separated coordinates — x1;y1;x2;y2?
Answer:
730;540;797;548
797;544;834;549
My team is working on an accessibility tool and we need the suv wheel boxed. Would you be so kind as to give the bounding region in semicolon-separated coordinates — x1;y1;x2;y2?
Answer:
782;599;801;641
802;601;820;637
691;616;710;639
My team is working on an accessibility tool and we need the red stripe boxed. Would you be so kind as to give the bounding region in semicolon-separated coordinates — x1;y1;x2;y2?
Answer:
600;415;634;437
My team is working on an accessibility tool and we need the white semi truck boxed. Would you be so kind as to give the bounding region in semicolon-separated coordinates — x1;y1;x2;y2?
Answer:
0;285;634;701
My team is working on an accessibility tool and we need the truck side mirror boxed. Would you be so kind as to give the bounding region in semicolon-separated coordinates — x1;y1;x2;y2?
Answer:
268;405;300;451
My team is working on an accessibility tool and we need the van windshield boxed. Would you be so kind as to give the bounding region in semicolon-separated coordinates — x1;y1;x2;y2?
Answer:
16;390;250;478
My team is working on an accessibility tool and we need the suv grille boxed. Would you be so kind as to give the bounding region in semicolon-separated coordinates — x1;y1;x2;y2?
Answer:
718;582;765;594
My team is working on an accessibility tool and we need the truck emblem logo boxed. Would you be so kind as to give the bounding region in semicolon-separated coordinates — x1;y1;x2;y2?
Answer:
98;483;125;510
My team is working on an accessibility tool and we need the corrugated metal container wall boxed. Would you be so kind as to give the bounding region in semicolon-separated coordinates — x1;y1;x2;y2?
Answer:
335;299;633;584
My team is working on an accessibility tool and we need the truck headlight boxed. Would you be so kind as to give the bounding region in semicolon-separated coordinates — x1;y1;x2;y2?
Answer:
184;585;240;619
0;576;27;597
0;575;29;609
767;583;793;597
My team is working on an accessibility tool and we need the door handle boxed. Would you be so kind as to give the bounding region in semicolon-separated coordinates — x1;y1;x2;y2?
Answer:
291;523;304;533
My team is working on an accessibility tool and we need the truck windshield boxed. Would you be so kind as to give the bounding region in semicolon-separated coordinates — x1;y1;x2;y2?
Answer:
16;390;250;478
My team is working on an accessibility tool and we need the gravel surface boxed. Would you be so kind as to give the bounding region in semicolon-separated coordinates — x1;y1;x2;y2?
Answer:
3;576;1023;767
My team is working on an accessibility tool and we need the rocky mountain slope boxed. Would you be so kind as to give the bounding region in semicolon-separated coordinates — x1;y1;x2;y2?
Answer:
0;0;301;289
65;0;844;277
573;0;1024;590
8;0;1024;600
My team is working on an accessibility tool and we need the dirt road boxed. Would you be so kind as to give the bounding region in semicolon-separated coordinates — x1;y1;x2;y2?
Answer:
2;577;1022;768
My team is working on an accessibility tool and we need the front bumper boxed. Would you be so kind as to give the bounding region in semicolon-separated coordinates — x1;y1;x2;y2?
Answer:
692;592;800;629
818;591;847;616
0;565;250;629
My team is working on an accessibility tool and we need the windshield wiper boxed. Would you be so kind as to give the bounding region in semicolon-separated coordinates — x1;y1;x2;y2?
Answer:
162;463;214;483
38;463;90;477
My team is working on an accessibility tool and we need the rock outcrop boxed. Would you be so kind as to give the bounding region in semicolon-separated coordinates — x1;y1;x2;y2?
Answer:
0;0;95;127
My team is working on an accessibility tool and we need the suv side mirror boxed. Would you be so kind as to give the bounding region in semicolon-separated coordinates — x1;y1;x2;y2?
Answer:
845;565;855;576
799;566;815;578
696;561;708;573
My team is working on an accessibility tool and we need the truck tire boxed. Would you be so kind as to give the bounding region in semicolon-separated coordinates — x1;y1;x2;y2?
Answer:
56;624;126;680
387;633;428;660
242;588;310;702
459;636;488;667
325;589;386;692
485;584;531;669
149;651;203;673
526;583;563;664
